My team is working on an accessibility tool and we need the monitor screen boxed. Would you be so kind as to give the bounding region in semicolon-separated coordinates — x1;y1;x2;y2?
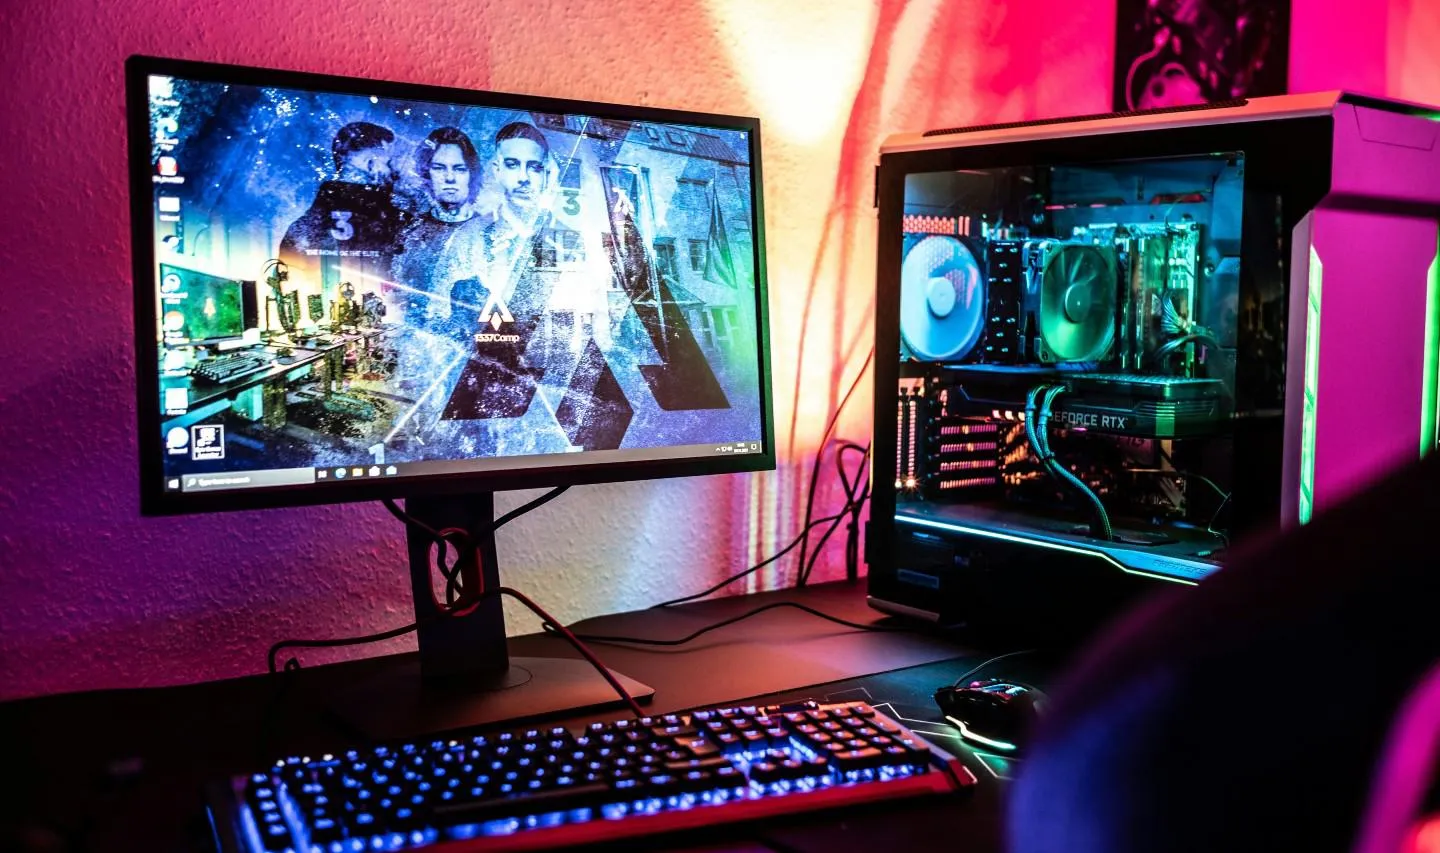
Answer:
129;57;773;513
157;263;257;343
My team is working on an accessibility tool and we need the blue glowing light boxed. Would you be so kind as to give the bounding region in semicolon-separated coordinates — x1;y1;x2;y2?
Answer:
601;803;628;821
481;818;520;836
896;515;1202;585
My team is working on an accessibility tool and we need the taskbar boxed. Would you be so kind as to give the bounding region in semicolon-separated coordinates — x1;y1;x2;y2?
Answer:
165;440;766;494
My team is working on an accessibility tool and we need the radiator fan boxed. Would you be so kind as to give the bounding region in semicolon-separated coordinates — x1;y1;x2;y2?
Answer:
900;236;985;361
1036;243;1116;362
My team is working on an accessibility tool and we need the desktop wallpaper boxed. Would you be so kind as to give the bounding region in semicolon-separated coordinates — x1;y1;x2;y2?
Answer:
1;0;1438;701
148;75;763;484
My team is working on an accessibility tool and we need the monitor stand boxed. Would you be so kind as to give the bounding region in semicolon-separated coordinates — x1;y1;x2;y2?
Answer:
333;493;653;741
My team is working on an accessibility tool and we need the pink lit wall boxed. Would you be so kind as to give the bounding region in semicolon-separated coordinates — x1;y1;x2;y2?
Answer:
1;0;1435;702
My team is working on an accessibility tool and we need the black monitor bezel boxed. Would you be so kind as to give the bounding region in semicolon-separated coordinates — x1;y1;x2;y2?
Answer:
127;55;775;516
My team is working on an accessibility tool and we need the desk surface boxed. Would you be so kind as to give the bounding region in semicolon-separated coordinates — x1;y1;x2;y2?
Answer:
0;582;1059;852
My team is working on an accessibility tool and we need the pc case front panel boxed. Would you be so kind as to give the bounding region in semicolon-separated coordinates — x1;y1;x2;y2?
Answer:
1278;102;1440;525
869;116;1332;632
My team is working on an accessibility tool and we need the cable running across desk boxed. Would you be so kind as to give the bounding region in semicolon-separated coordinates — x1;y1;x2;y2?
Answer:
547;600;919;648
267;486;644;718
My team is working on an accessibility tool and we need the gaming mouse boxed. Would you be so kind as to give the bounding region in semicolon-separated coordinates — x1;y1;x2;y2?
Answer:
934;678;1045;753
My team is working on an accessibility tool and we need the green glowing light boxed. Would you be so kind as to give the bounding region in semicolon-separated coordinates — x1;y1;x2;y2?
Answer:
1424;244;1440;456
946;716;1018;752
1299;246;1322;525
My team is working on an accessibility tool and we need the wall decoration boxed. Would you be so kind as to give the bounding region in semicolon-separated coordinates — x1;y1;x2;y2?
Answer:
1115;0;1290;111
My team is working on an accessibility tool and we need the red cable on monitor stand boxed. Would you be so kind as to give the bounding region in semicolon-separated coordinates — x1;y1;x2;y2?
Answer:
432;526;645;719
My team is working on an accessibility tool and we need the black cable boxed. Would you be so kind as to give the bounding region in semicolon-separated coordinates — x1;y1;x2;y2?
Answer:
268;620;430;674
493;486;570;529
798;442;869;586
1029;385;1113;541
381;486;569;606
267;586;645;718
266;483;650;720
1155;446;1226;499
1126;467;1230;504
796;347;875;587
382;498;468;604
1151;446;1231;545
1155;331;1222;362
835;441;867;500
794;440;869;587
1040;385;1113;540
949;649;1039;688
380;498;440;537
551;600;920;647
797;498;866;587
652;511;848;609
836;442;871;582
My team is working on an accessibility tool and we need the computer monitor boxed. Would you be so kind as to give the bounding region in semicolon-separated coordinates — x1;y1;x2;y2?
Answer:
127;55;774;735
157;263;258;343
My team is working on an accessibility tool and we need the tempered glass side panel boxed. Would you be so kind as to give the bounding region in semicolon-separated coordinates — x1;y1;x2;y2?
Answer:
891;152;1270;563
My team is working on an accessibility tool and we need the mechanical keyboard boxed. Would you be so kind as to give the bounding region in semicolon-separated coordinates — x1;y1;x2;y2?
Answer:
212;699;974;852
192;353;272;384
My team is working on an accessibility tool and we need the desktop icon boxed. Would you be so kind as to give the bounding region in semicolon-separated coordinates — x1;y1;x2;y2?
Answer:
160;272;182;293
385;465;397;476
148;75;174;99
368;466;380;477
317;470;328;479
154;116;179;144
335;468;347;479
166;426;189;451
158;196;181;214
163;387;188;412
191;424;225;460
352;467;363;477
157;156;178;177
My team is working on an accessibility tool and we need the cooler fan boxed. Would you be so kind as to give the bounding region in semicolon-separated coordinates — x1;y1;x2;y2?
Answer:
1036;243;1116;362
900;236;985;361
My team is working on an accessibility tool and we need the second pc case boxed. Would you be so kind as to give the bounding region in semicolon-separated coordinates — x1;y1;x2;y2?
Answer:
868;93;1440;639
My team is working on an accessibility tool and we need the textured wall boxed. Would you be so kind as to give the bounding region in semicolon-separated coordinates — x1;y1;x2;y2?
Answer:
5;0;1431;703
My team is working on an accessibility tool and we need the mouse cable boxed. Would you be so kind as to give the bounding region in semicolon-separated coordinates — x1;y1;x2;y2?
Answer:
796;346;875;587
266;586;643;718
949;649;1040;688
545;600;921;648
651;509;851;609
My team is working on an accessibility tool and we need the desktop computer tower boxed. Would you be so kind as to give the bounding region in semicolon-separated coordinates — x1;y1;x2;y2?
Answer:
866;93;1440;639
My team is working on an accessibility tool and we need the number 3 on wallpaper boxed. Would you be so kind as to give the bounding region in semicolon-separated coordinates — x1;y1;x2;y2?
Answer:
562;190;581;217
330;210;354;241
